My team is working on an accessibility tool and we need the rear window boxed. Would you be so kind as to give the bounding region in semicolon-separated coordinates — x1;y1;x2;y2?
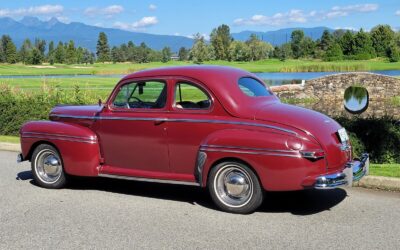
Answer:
238;77;271;97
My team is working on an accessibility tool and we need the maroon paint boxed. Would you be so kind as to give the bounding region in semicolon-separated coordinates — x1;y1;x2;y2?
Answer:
20;66;351;191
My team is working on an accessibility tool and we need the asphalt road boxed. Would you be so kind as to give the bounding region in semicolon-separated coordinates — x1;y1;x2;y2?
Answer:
0;150;399;249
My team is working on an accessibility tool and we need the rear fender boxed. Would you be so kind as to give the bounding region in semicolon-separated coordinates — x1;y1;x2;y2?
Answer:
197;128;325;191
20;121;101;176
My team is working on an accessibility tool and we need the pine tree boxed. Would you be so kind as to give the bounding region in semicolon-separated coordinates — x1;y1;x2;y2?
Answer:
65;40;76;64
96;32;110;62
19;39;32;64
54;41;65;63
190;34;209;64
1;35;17;63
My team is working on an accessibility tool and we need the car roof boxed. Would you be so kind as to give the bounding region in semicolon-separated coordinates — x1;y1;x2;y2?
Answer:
122;65;279;118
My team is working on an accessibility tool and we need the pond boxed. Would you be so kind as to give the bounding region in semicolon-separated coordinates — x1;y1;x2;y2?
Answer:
0;70;400;86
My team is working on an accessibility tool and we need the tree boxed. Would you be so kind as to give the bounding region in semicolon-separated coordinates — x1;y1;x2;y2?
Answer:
29;48;42;65
178;47;189;61
291;30;305;58
111;46;124;63
370;25;395;57
190;33;209;64
161;46;172;63
301;37;316;58
18;39;32;64
319;30;333;51
228;41;250;61
1;35;17;63
82;49;92;64
246;34;273;61
210;24;232;60
54;41;65;63
339;31;355;56
34;38;46;58
353;29;376;59
324;42;343;61
96;32;110;62
65;40;76;64
136;42;150;63
387;42;400;62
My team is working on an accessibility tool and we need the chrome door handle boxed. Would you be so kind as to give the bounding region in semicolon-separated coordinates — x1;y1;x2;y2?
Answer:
154;119;167;125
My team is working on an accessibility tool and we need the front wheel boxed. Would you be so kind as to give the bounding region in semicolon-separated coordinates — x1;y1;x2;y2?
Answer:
31;144;67;189
208;161;264;214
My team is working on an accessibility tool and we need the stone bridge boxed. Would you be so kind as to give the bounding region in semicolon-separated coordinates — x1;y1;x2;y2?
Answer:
271;72;400;119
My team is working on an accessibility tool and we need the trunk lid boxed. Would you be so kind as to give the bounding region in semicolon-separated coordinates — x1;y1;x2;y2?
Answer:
255;102;350;170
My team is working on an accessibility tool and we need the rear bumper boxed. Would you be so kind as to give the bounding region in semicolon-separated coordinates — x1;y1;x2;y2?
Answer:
314;153;369;189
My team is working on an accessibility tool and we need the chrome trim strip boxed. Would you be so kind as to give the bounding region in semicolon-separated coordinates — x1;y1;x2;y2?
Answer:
98;174;200;186
22;132;97;141
201;144;295;153
21;135;97;144
50;114;297;135
200;148;301;158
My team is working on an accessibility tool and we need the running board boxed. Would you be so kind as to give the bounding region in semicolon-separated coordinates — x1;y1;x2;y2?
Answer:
98;174;201;186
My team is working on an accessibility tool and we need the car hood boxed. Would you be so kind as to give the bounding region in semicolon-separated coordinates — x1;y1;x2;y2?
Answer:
255;102;349;169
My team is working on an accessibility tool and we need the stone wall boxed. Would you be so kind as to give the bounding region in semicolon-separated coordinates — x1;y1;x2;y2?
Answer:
271;72;400;118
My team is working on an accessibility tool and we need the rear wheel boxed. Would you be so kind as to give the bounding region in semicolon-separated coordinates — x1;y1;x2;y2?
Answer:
208;161;263;214
31;144;67;189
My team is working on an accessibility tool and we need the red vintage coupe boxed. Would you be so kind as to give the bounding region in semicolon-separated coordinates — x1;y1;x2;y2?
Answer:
18;66;369;214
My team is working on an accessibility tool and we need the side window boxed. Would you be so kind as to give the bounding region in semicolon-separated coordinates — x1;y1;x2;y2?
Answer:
175;82;211;110
238;77;272;97
113;81;166;109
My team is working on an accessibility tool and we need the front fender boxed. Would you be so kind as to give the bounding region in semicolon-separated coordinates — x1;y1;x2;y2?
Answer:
20;121;101;176
198;128;326;191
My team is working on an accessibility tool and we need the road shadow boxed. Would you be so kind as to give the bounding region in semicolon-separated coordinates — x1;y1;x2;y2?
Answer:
259;189;347;215
17;170;347;215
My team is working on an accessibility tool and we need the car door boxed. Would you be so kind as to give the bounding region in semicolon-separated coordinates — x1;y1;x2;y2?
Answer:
166;79;225;177
94;78;170;176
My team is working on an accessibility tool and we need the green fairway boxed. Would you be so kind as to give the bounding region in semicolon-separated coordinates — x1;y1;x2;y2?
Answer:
1;58;400;76
370;164;400;178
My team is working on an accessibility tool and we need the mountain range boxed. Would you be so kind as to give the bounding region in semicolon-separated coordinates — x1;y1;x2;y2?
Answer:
0;16;336;52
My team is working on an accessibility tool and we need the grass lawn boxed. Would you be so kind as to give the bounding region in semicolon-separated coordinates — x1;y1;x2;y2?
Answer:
1;58;400;76
0;135;20;144
370;164;400;178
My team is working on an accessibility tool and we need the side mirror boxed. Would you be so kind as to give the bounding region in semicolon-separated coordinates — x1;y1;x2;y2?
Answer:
98;99;102;106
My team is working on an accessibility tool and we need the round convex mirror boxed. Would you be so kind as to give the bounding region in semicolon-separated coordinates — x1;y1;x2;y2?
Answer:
344;86;369;114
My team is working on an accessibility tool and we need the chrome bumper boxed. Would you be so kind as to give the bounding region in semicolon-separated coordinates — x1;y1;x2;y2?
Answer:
314;153;369;189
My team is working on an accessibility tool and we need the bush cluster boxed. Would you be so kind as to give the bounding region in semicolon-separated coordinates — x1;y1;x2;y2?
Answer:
0;85;99;135
336;117;400;163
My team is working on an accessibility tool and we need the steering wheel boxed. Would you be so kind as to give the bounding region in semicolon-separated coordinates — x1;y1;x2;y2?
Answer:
126;96;144;108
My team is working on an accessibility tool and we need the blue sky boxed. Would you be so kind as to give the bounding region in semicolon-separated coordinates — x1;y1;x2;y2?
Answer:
0;0;399;37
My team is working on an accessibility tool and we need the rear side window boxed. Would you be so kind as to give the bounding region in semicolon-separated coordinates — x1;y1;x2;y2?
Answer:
238;77;271;97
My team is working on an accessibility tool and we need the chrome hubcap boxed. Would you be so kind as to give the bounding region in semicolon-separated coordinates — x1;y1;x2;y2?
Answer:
35;149;62;184
214;165;253;208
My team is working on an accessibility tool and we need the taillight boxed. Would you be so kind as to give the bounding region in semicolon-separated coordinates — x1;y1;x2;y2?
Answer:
300;150;325;160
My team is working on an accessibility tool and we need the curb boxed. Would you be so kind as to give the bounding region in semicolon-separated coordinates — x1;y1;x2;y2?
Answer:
0;142;20;152
1;142;399;191
354;176;400;192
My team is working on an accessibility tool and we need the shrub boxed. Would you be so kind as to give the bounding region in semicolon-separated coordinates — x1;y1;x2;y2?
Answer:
0;84;99;136
336;117;400;163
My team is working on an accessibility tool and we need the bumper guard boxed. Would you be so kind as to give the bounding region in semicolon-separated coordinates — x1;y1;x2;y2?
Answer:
314;153;369;189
